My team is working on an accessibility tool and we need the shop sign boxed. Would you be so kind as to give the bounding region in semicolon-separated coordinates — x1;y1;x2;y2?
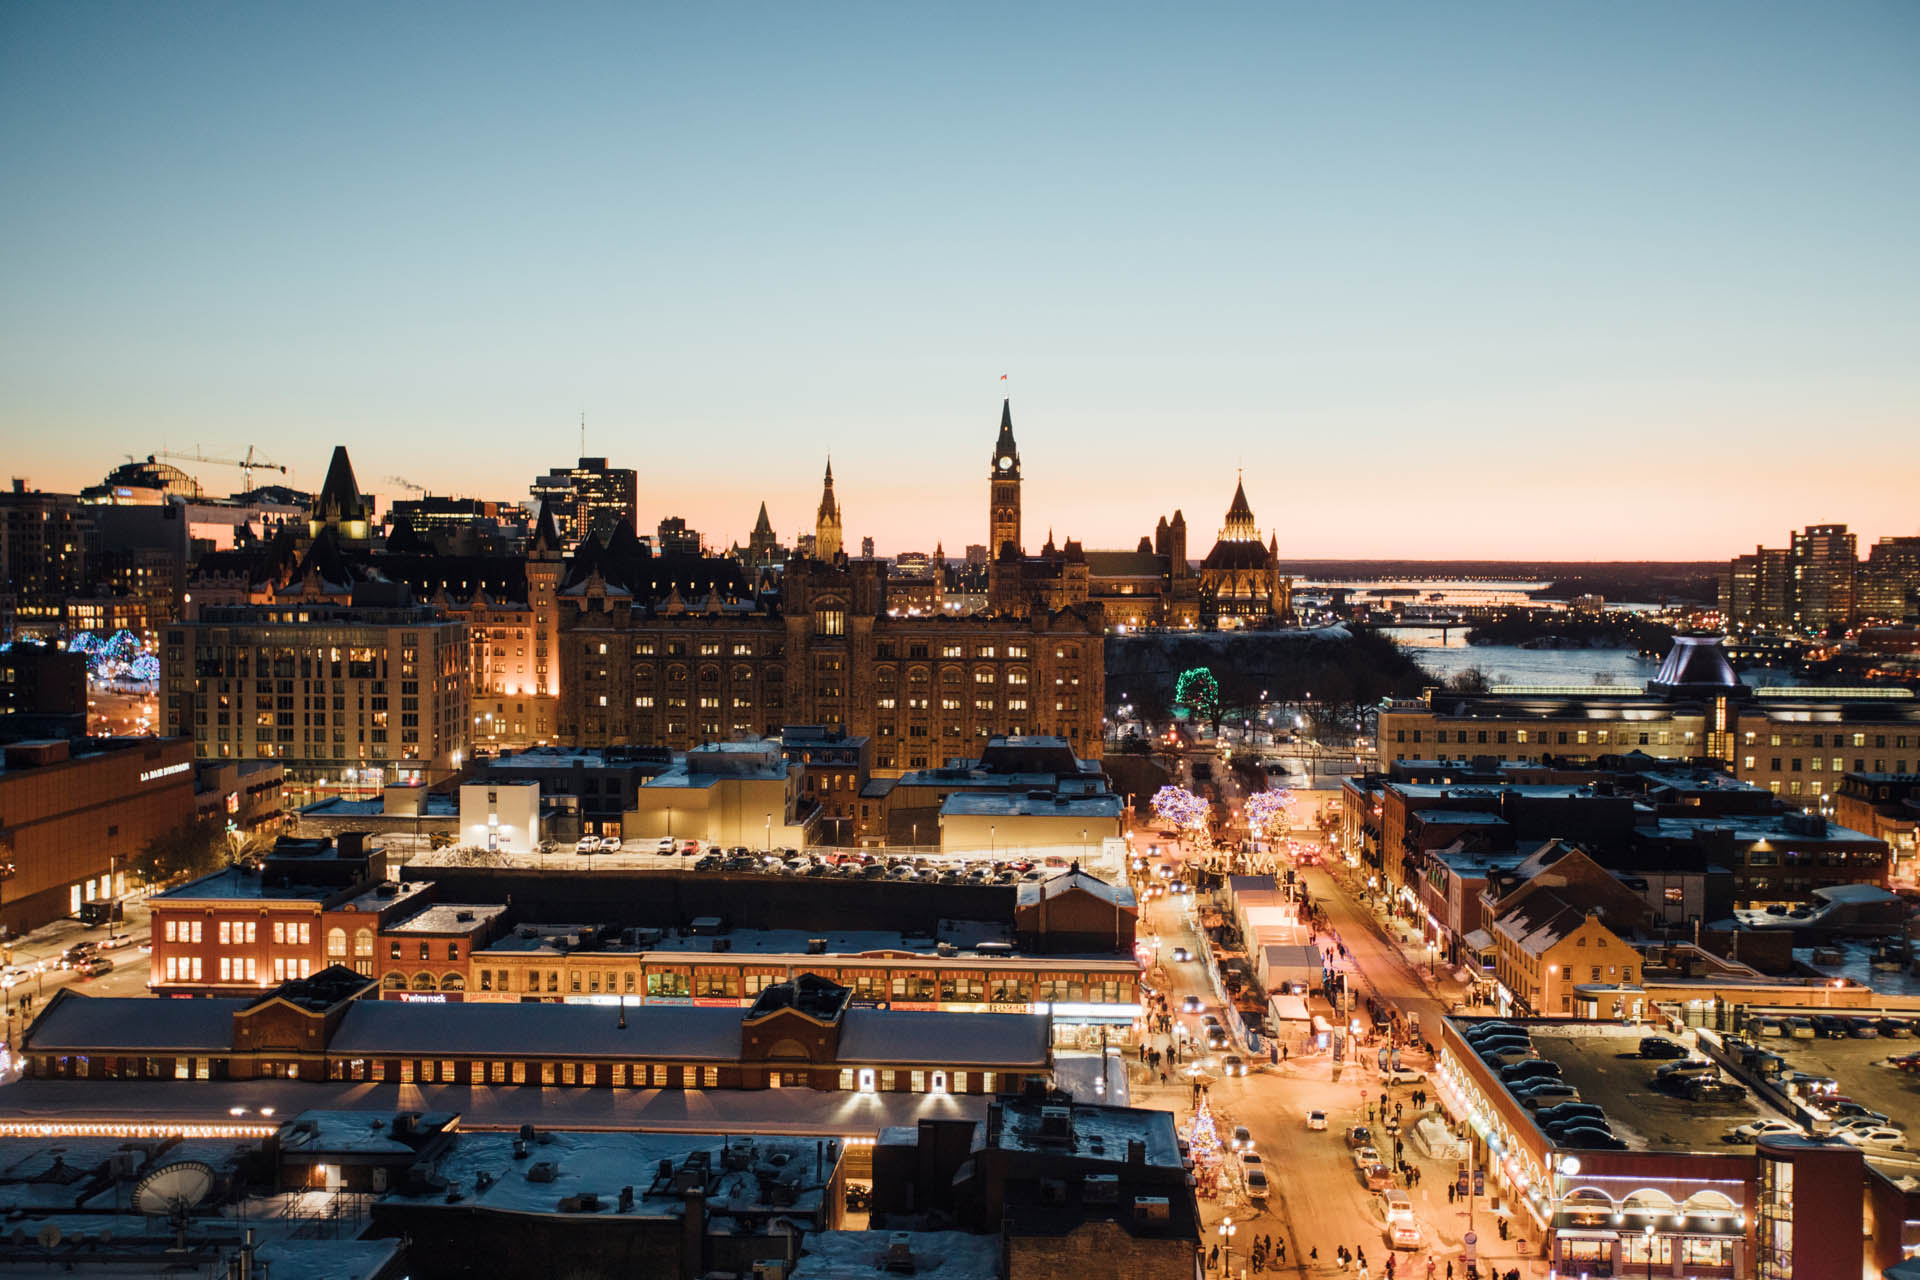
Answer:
140;761;191;783
398;992;453;1004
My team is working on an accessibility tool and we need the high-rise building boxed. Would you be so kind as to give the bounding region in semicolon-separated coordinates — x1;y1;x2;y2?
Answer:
0;483;99;639
1720;523;1862;634
861;535;875;559
528;457;637;546
1860;536;1920;622
656;516;702;556
161;602;469;781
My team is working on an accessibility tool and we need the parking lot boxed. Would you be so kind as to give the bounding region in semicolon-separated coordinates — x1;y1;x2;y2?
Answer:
1526;1026;1774;1151
407;839;1085;885
1738;1023;1920;1149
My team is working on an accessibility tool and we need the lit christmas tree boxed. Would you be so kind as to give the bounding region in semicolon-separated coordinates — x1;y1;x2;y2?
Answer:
1245;787;1294;842
1182;1098;1226;1196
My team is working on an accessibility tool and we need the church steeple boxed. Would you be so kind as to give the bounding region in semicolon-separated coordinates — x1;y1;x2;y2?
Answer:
814;457;843;560
1220;470;1259;542
989;399;1023;558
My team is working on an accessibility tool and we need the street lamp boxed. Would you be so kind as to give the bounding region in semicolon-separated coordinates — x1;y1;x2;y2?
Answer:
1216;1216;1237;1274
764;813;772;853
1643;1222;1655;1280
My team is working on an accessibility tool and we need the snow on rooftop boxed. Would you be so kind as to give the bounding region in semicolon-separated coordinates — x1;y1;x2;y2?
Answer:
792;1230;1000;1280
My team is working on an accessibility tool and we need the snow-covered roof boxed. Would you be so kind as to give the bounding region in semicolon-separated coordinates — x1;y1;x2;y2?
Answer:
1014;868;1136;910
25;993;247;1054
792;1230;1000;1280
328;1000;744;1060
942;792;1122;819
837;1010;1051;1068
385;903;509;935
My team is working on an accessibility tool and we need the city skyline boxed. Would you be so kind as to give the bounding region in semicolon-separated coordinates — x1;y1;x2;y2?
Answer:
3;2;1917;557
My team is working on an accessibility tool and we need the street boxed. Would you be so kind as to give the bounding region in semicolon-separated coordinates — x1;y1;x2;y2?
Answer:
1127;750;1544;1279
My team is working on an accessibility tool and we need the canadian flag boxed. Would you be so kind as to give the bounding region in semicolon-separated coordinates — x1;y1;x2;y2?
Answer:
1000;374;1007;382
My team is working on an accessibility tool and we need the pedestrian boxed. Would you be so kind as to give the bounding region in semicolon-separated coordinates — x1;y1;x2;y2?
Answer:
1446;1265;1453;1280
1208;1244;1219;1269
1277;1239;1286;1264
1310;1247;1318;1264
1281;1044;1289;1063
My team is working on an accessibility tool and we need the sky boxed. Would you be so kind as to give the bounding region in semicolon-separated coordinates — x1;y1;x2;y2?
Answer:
2;2;1916;560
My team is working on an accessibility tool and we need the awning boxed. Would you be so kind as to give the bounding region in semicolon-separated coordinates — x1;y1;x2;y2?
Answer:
1269;995;1311;1021
1462;929;1495;954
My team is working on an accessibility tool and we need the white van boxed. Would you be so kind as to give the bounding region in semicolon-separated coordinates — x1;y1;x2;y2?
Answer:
1381;1189;1413;1223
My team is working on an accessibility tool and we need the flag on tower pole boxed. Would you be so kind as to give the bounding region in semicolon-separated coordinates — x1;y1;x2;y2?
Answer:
1000;374;1007;382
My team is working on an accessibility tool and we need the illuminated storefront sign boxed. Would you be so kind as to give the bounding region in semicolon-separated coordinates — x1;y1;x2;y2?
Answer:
140;761;191;783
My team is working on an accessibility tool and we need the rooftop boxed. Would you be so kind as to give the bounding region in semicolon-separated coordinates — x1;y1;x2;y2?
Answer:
472;920;1100;963
300;794;458;817
990;1096;1183;1167
26;992;249;1054
385;903;510;935
1453;1019;1772;1153
1647;814;1885;846
942;792;1124;819
152;865;346;903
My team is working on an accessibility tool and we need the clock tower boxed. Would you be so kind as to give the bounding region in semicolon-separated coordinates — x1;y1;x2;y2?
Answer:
989;398;1022;558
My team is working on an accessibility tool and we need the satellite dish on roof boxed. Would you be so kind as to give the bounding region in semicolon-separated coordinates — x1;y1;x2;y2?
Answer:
37;1224;62;1249
133;1160;216;1217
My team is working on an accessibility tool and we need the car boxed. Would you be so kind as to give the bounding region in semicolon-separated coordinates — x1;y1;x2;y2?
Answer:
1180;995;1203;1014
1170;946;1193;962
574;837;598;853
1834;1126;1905;1150
75;956;115;979
1845;1017;1880;1039
1829;1102;1894;1126
1499;1060;1562;1084
1246;1167;1269;1200
1685;1080;1747;1104
656;837;676;854
1811;1015;1852;1039
1464;1023;1525;1044
1388;1218;1422;1249
1558;1127;1628;1151
1783;1016;1816;1039
1380;1067;1425;1085
1351;1144;1380;1169
1878;1018;1914;1039
1231;1126;1254;1152
1307;1110;1328;1131
1534;1103;1607;1126
693;854;721;871
681;840;700;855
59;942;98;969
1206;1027;1229;1050
1779;1071;1837;1095
1479;1046;1539;1067
1222;1055;1247;1077
1640;1036;1688;1059
1654;1059;1718;1082
1517;1084;1581;1107
1726;1119;1804;1143
1362;1163;1395;1191
1346;1125;1373;1149
2;964;35;989
1751;1017;1785;1038
598;835;622;852
1169;881;1190;895
1240;1151;1263;1173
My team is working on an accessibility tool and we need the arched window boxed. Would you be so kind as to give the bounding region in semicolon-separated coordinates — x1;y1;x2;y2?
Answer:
382;972;407;991
326;927;347;959
412;971;438;992
354;928;374;957
441;972;466;992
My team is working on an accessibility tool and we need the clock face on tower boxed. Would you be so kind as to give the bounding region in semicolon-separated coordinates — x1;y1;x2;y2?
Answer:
998;456;1012;471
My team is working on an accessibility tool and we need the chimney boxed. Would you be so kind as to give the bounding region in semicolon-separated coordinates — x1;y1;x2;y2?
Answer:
985;1103;1003;1148
1127;1138;1146;1165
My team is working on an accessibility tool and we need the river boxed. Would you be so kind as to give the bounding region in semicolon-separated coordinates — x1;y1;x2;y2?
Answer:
1380;628;1804;689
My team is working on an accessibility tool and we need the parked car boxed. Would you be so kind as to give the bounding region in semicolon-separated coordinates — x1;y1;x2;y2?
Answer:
1751;1017;1785;1038
1499;1060;1562;1085
1381;1067;1425;1085
1828;1102;1893;1126
575;837;598;853
599;835;622;852
1351;1144;1380;1169
681;840;700;855
1784;1016;1816;1039
1362;1163;1395;1191
1534;1103;1607;1127
1834;1126;1906;1150
1845;1016;1880;1038
1877;1018;1914;1039
1726;1119;1804;1143
1685;1080;1746;1104
655;837;676;854
1307;1110;1328;1132
1516;1084;1581;1107
1232;1126;1254;1153
1345;1126;1373;1149
1810;1015;1852;1039
1558;1127;1628;1151
1246;1167;1269;1200
1640;1036;1689;1058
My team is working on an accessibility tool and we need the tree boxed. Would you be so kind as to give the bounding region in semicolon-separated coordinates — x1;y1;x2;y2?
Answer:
130;815;228;887
1447;666;1491;694
1175;667;1222;733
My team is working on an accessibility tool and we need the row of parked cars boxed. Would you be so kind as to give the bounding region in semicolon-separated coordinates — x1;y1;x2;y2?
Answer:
688;848;1062;885
1751;1012;1915;1040
1462;1021;1628;1151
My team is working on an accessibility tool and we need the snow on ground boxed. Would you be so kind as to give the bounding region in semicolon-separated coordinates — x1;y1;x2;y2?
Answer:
791;1230;1000;1280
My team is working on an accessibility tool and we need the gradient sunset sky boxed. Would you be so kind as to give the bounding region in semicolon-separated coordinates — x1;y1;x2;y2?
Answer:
3;2;1915;559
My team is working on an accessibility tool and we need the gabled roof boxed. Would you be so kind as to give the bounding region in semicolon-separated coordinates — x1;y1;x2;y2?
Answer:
531;498;562;553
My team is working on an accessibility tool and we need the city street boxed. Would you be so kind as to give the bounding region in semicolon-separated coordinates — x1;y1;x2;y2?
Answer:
1128;755;1548;1279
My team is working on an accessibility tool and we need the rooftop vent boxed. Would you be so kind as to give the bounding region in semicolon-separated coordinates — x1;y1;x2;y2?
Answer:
1038;1105;1073;1144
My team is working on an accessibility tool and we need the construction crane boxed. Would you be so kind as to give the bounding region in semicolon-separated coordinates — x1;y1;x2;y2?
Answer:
386;476;426;496
157;446;288;491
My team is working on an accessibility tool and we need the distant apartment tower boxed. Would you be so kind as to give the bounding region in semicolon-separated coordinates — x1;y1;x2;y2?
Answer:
965;544;989;567
655;516;702;556
528;457;636;547
0;484;99;639
1860;536;1920;622
1720;523;1860;634
162;604;469;781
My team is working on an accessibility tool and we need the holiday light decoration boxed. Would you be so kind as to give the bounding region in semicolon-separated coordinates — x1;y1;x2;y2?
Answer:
1151;785;1209;832
59;629;159;684
1174;666;1220;724
1182;1097;1226;1196
1245;787;1294;840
